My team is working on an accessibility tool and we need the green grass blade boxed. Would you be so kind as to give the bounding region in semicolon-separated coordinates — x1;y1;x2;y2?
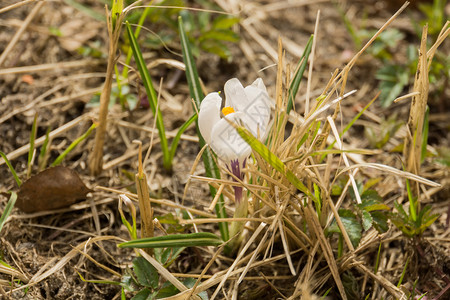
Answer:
169;113;198;162
51;123;97;167
405;178;417;222
0;192;17;233
178;16;229;242
235;125;315;200
0;152;21;187
118;232;223;249
38;126;52;170
397;257;409;287
121;7;151;79
287;34;314;114
27;113;38;178
126;21;171;170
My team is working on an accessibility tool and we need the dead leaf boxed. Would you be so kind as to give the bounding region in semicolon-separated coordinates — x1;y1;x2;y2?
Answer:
16;166;92;213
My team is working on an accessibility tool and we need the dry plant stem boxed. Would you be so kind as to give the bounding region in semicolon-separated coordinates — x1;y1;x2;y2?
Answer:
0;1;44;67
210;222;267;300
134;143;154;244
0;0;39;14
403;25;429;198
305;203;347;300
89;6;123;176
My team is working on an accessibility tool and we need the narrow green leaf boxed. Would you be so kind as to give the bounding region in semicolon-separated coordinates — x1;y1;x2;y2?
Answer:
0;152;21;187
235;125;315;200
132;288;156;300
133;257;159;289
27;113;38;177
77;271;122;285
121;7;151;79
405;178;417;222
51;123;97;167
0;192;17;233
38;126;52;170
397;257;409;287
118;232;223;249
287;34;314;114
126;21;171;170
169;113;197;162
178;16;229;242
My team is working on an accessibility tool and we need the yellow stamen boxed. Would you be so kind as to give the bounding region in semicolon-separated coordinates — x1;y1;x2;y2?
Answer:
222;106;235;116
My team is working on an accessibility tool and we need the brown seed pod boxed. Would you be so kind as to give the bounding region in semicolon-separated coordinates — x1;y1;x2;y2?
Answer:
16;166;92;213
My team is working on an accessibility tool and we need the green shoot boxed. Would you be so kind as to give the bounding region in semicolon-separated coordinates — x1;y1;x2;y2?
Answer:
0;152;21;187
27;113;38;178
38;126;52;171
287;34;313;114
0;192;17;233
178;15;229;243
51;123;97;167
118;232;223;249
125;21;171;170
397;257;409;287
168;113;198;163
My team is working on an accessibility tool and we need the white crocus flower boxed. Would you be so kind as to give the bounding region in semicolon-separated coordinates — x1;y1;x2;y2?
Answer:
198;78;272;186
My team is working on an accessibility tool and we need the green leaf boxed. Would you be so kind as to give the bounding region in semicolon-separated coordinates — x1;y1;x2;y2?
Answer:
111;0;124;29
328;209;362;248
287;34;314;114
133;257;159;289
178;16;229;242
168;113;198;163
126;21;171;170
183;278;209;300
154;247;185;267
132;288;156;300
376;65;409;107
0;192;17;233
27;113;38;177
212;16;240;30
118;232;223;249
155;281;179;298
235;125;315;200
361;210;373;231
51;123;97;167
0;151;21;187
199;30;239;43
371;211;389;233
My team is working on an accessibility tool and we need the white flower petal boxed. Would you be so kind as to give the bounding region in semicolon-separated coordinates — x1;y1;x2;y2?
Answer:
251;78;267;92
209;112;252;163
198;92;222;144
243;85;272;138
224;78;249;112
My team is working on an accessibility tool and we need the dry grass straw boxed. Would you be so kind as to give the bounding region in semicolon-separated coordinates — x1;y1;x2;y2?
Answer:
403;21;450;198
89;4;125;176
